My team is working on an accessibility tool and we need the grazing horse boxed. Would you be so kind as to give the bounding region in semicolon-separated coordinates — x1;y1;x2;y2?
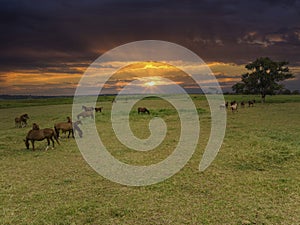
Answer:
15;113;29;128
95;107;103;112
73;120;83;138
82;105;94;111
138;107;150;114
240;101;245;108
230;102;238;112
77;110;94;120
54;117;75;138
248;100;255;107
24;124;59;150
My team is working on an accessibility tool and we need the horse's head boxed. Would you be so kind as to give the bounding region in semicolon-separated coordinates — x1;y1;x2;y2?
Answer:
76;120;82;125
67;116;72;123
22;114;29;119
24;139;30;149
32;123;40;130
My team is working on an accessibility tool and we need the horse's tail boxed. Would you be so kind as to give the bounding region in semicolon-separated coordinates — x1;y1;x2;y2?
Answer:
53;129;60;145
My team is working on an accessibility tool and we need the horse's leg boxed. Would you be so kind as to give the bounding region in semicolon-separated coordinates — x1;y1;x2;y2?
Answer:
31;140;35;150
71;129;74;138
50;137;55;148
45;138;50;150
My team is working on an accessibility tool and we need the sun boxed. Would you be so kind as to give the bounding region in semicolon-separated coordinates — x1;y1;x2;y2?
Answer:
146;81;156;86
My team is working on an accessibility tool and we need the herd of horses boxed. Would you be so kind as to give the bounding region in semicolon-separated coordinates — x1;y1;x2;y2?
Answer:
17;105;152;151
220;100;256;112
16;106;96;150
18;98;250;150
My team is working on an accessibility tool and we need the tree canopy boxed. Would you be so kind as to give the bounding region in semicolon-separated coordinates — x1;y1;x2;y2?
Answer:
232;57;294;102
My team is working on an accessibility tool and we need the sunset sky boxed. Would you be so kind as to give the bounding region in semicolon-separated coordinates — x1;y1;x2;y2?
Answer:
1;0;300;95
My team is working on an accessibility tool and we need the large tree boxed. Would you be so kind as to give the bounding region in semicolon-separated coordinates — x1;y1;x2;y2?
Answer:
232;57;294;103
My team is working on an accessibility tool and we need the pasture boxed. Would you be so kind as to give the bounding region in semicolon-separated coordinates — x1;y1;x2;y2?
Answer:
0;95;300;224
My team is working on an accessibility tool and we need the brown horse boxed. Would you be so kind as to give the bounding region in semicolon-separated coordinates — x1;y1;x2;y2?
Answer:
138;107;150;114
248;100;255;107
54;117;75;138
95;107;103;112
82;105;94;111
58;117;83;138
240;101;245;108
15;113;29;128
77;110;94;120
24;124;59;150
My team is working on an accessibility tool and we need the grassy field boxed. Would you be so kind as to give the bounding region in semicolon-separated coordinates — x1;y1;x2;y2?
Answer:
0;95;300;224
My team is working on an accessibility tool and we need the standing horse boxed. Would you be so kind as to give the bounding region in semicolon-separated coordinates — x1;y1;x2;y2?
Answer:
15;114;29;128
138;107;150;114
248;100;255;107
240;101;245;108
54;117;75;138
24;124;59;150
230;102;238;112
95;107;103;112
77;110;94;120
82;105;94;111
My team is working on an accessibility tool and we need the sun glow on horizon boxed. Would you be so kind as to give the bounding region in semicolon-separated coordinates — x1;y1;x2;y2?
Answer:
145;81;156;86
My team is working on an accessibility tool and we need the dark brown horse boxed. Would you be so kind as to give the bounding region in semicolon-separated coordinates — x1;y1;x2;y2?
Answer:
15;113;29;128
95;107;103;112
138;107;150;114
248;100;255;107
240;101;245;108
24;124;59;150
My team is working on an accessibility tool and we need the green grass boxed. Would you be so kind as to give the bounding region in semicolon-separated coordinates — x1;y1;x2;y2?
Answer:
0;95;300;224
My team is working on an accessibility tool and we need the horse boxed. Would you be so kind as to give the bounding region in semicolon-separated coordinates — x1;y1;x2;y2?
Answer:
54;117;75;138
24;124;59;150
95;107;103;112
230;102;238;112
219;103;226;109
82;105;94;111
138;107;150;114
15;113;29;128
77;111;94;120
248;100;255;107
73;120;83;138
240;101;245;108
58;118;83;138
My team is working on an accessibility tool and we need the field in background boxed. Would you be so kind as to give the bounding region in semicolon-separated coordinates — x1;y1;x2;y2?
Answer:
0;95;299;224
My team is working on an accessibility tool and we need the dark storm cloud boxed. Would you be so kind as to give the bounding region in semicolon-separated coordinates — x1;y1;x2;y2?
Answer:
1;0;300;93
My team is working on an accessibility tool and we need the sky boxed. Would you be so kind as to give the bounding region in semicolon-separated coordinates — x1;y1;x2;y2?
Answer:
0;0;300;95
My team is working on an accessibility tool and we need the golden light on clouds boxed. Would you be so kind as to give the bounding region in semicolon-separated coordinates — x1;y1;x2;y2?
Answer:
4;60;295;96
